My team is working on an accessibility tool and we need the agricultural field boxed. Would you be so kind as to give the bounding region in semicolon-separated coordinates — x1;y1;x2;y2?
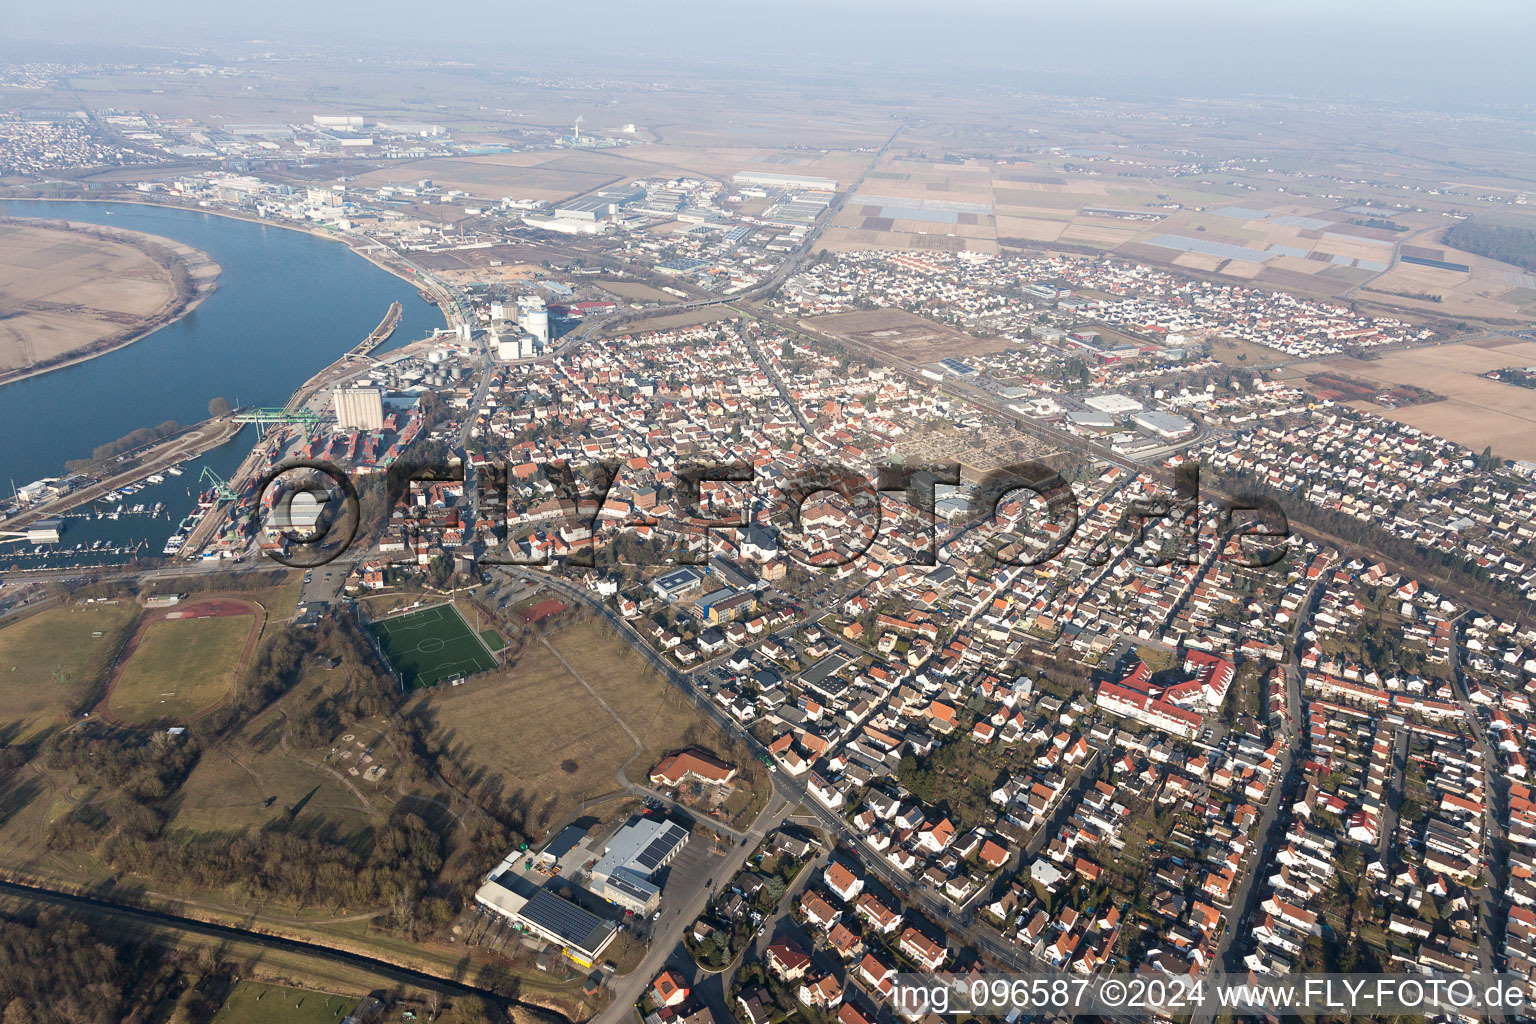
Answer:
107;601;261;724
210;980;356;1024
1282;337;1536;461
1362;232;1536;320
408;616;764;839
0;219;217;381
366;603;497;690
0;600;138;741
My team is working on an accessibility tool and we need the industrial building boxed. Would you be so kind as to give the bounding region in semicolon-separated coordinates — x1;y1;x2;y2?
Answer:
516;295;550;344
473;869;618;967
1131;410;1197;439
553;185;645;221
494;327;538;361
1084;393;1145;416
731;171;839;192
1066;409;1117;431
332;386;384;431
473;832;619;967
589;817;689;916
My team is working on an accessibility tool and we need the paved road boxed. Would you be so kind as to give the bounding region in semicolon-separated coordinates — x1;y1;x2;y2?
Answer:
1191;581;1313;1024
1448;612;1510;1009
691;842;834;1024
592;790;792;1024
550;124;904;359
508;565;1068;978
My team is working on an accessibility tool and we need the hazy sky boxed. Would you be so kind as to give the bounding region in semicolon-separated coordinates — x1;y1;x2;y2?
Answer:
5;0;1534;110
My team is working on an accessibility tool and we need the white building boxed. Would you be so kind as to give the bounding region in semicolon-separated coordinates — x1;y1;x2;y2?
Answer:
332;387;384;431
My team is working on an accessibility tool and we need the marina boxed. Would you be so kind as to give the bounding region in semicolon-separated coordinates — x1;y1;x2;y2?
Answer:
0;200;445;571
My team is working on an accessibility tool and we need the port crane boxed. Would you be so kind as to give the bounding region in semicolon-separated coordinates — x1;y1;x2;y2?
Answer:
232;407;324;436
198;465;237;502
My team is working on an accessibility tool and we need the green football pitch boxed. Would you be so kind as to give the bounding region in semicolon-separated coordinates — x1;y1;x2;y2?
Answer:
366;603;497;689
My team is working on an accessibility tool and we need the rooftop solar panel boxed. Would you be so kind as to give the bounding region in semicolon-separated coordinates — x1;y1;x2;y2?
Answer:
520;889;609;947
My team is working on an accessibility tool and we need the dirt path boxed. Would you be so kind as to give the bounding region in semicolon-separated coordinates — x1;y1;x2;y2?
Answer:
534;631;645;785
274;709;383;821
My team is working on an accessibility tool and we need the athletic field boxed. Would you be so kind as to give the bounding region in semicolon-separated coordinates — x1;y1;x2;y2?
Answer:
365;603;496;690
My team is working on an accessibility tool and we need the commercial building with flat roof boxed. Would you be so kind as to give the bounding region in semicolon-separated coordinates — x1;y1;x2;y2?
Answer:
589;817;689;915
516;889;618;966
1084;393;1144;415
732;171;839;192
1131;410;1196;439
473;870;617;967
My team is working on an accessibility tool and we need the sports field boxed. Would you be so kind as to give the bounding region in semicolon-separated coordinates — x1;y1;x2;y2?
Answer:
108;603;259;724
210;980;356;1024
366;603;496;690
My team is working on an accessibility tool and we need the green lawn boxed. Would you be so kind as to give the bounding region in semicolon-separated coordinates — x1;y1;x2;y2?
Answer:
366;603;496;690
0;601;138;740
210;980;356;1024
110;614;253;723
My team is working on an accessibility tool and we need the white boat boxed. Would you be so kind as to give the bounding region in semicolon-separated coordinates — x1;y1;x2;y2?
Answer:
147;474;165;485
167;466;184;476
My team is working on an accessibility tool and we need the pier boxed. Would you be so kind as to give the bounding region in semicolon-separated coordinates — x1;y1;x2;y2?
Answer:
350;300;402;358
4;416;244;532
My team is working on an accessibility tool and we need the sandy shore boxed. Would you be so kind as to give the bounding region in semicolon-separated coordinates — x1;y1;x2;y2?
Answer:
0;216;222;389
0;194;459;327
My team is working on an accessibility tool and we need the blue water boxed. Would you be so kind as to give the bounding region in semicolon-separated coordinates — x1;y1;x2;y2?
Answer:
0;200;445;569
0;200;444;486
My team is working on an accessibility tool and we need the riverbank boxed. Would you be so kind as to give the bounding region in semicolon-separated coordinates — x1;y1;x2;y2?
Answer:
0;216;222;389
0;197;451;545
0;192;463;326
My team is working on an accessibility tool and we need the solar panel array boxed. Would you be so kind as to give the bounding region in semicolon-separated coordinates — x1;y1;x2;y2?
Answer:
603;870;659;904
633;821;689;873
520;889;608;946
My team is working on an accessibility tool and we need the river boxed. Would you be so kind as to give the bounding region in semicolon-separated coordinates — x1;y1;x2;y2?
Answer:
0;200;445;569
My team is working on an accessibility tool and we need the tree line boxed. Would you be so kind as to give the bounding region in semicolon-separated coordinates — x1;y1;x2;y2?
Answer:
65;420;181;474
1443;219;1536;274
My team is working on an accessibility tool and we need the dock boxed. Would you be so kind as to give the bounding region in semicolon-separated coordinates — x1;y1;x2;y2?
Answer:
5;416;244;531
350;300;402;358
